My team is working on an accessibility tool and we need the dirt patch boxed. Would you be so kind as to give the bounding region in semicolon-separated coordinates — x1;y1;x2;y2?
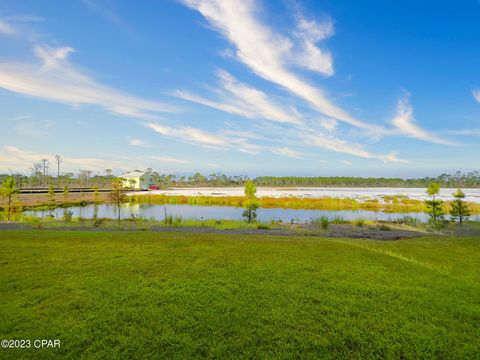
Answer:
321;224;425;240
0;222;426;240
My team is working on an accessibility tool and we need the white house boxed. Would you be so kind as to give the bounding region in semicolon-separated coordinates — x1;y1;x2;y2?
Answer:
118;171;155;190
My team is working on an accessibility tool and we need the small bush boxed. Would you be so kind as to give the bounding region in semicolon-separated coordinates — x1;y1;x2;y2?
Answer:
93;218;105;228
354;219;366;227
257;223;270;230
331;216;346;224
312;216;329;230
394;215;420;227
164;214;173;226
63;211;73;222
377;224;391;231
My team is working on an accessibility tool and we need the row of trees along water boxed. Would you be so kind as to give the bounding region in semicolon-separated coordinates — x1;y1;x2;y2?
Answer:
1;167;480;189
0;175;474;224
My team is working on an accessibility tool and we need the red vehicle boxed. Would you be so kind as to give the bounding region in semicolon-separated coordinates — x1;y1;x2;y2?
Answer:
148;185;159;190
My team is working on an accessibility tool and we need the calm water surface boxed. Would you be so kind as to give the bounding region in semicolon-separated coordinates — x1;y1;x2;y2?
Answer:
23;203;472;222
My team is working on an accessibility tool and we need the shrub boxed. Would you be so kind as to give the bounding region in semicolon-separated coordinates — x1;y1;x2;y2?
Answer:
257;223;270;230
354;218;366;227
396;215;420;227
331;216;346;224
377;224;391;231
164;214;173;226
93;218;105;228
312;216;329;230
63;211;73;222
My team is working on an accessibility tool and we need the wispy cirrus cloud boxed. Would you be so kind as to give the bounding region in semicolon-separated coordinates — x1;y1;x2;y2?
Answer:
0;145;130;172
0;19;17;35
175;70;302;125
14;116;54;138
306;135;408;163
180;0;375;129
145;122;262;154
0;44;176;119
391;98;453;145
473;89;480;103
82;0;134;35
271;147;303;159
0;15;45;38
291;15;334;76
147;155;189;164
128;139;151;147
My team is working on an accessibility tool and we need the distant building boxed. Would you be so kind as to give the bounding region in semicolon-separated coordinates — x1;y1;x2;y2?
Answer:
118;170;154;190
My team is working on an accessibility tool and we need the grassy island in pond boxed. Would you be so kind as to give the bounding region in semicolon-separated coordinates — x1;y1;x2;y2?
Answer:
1;231;479;359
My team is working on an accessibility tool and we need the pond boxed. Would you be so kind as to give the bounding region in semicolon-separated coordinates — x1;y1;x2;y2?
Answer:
24;203;480;222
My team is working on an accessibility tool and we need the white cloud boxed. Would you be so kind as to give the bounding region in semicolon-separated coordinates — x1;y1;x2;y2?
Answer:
147;155;189;164
0;145;130;172
181;0;375;129
442;129;480;137
391;98;452;145
379;152;409;164
341;160;352;165
473;89;480;103
306;135;408;163
204;162;219;168
0;19;17;36
0;44;176;119
175;70;301;125
128;139;150;147
271;147;303;159
14;118;54;137
145;123;262;154
292;16;334;76
82;0;134;35
318;116;337;132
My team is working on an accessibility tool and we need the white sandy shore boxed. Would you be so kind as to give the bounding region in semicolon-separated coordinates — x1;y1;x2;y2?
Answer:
130;187;480;203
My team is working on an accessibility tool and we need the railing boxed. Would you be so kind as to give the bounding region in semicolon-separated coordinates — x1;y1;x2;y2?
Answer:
18;188;146;194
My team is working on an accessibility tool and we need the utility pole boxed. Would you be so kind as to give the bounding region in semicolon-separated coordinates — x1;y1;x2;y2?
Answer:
55;155;62;187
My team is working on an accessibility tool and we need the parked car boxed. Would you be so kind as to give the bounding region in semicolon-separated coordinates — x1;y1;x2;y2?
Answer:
148;185;159;190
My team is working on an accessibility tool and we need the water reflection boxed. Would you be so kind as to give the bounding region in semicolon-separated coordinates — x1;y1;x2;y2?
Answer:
23;203;469;222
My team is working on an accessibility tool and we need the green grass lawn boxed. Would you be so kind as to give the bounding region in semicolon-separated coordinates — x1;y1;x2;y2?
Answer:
0;231;479;359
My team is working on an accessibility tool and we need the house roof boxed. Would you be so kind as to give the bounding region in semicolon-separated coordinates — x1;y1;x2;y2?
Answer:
119;170;146;178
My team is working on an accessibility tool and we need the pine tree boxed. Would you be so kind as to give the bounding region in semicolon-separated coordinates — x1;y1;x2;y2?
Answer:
48;184;56;205
425;182;445;223
242;180;258;223
450;188;470;224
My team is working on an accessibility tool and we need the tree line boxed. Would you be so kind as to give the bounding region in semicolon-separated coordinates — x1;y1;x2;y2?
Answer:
1;166;480;189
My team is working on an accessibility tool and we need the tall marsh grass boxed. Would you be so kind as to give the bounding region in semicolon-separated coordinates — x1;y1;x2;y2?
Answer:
131;194;446;213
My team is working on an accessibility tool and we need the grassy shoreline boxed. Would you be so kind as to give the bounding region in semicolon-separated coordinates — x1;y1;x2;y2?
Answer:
4;215;480;240
2;193;480;216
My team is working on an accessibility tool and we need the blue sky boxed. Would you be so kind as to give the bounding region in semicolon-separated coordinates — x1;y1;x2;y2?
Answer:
0;0;479;177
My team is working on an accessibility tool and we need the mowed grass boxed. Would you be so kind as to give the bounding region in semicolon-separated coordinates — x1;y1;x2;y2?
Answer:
0;231;479;359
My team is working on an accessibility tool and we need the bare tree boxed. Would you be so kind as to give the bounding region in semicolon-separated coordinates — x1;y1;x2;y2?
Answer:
104;169;113;188
41;159;49;188
31;162;43;188
55;155;62;187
